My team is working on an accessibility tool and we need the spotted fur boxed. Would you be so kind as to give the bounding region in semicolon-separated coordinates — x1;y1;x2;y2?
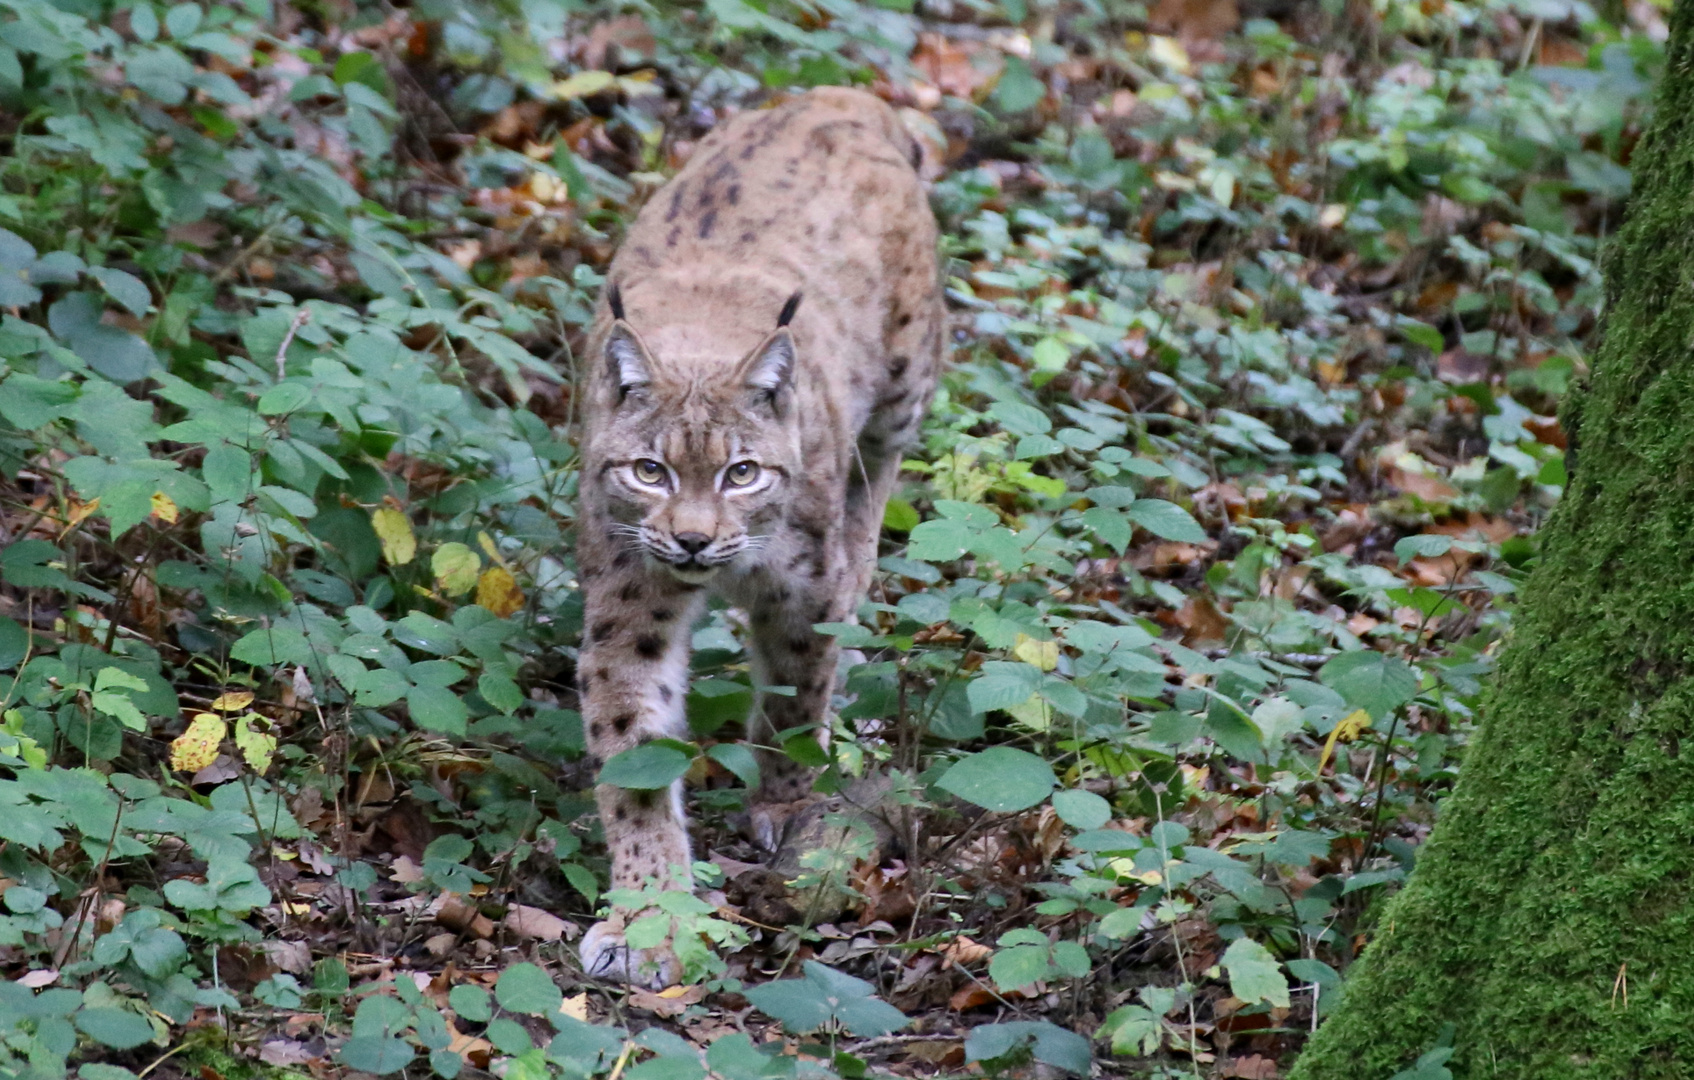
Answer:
573;88;943;983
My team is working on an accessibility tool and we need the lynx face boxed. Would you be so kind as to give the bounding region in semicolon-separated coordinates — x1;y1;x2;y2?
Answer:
592;323;801;584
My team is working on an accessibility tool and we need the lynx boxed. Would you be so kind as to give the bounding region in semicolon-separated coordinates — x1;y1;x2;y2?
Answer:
572;87;944;983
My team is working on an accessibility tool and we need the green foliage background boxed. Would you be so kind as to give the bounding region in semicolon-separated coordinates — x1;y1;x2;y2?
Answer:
0;0;1664;1076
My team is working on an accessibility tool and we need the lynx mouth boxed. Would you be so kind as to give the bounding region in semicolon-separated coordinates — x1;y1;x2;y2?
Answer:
663;561;719;585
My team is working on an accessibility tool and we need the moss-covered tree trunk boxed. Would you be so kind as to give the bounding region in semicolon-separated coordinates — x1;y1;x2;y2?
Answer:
1291;9;1694;1080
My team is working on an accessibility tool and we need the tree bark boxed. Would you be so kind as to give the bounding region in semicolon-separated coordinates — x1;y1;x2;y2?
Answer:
1291;8;1694;1079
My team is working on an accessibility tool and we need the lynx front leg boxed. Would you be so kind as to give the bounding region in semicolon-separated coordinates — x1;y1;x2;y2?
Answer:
575;562;703;984
745;572;851;830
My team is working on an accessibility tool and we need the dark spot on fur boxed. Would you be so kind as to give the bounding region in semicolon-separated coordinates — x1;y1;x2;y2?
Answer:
619;581;643;602
699;210;717;239
814;604;831;624
666;225;681;248
636;634;664;659
597;666;611;683
615;807;628;821
775;586;791;603
659;685;673;703
590;721;603;737
652;608;674;623
726;184;740;205
888;354;909;378
910;141;922;169
613;714;633;734
897;312;913;328
631;843;642;857
614;548;637;567
789;637;813;655
591;619;617;643
666;185;687;222
740;230;757;244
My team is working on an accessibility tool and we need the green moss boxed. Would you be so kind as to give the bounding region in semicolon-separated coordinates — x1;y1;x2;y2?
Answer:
1290;8;1694;1079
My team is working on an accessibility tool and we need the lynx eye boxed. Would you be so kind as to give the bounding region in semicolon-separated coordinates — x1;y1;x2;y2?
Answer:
632;459;668;486
724;461;760;488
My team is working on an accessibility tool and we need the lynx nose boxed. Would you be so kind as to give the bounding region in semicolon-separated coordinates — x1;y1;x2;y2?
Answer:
674;532;712;555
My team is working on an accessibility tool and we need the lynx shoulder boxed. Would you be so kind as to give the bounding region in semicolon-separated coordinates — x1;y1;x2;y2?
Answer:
572;87;944;985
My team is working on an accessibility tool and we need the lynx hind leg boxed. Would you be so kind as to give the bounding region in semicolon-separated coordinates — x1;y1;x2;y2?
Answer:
575;564;703;983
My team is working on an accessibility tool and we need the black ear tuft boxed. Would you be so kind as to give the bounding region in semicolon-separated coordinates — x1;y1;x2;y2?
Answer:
777;291;803;328
608;282;625;322
605;323;652;403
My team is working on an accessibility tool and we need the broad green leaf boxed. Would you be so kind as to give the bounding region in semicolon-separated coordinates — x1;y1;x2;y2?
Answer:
938;747;1055;813
1320;651;1419;719
1126;499;1207;543
408;686;468;735
494;962;562;1016
73;1008;154;1050
600;742;690;790
1052;790;1111;830
1220;937;1289;1008
229;627;310;667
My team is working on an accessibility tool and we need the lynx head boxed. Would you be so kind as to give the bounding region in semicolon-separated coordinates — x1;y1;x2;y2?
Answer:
590;287;803;584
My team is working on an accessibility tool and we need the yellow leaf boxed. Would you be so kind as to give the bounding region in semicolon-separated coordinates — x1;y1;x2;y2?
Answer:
1147;35;1191;74
149;491;179;524
560;992;590;1021
1316;709;1372;775
476;530;507;568
475;566;524;617
371;507;416;566
432;542;481;596
169;713;226;773
551;70;616;99
1013;633;1059;672
210;690;255;712
233;714;276;774
61;498;100;536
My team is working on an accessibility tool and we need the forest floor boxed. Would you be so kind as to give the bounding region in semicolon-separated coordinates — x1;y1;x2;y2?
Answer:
0;1;1667;1079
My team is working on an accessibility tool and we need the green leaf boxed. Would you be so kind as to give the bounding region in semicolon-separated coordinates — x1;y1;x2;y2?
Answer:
477;672;523;714
707;742;761;787
965;1022;1091;1075
0;615;30;670
988;943;1050;992
599;742;691;790
906;518;973;561
966;661;1042;713
993;57;1045;112
938;747;1056;813
448;984;492;1023
1126;499;1206;543
1052;790;1111;830
88;267;150;317
1320;651;1419;719
74;1008;154;1050
229;627;311;667
257;382;312;416
338;1035;415;1075
408;686;468;735
1220;937;1289;1008
494;962;562;1016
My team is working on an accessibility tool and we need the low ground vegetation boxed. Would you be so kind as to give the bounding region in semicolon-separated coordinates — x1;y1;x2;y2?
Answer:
0;0;1662;1077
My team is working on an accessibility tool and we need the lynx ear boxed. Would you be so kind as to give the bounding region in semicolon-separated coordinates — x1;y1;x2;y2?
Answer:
604;323;656;403
739;328;796;398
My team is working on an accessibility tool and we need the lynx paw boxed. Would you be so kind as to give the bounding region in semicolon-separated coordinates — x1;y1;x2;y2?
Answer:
579;920;680;989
